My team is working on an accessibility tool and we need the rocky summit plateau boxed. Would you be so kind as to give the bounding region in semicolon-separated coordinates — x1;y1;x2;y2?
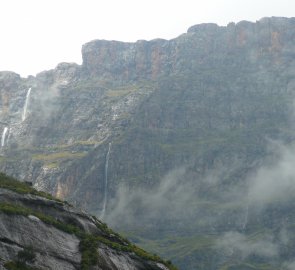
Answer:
1;16;295;269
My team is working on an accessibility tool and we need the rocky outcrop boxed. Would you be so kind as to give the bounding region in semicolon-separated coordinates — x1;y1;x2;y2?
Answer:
82;39;171;81
0;174;173;270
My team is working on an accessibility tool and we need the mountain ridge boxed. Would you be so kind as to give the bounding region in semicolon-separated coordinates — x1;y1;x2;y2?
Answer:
1;16;295;269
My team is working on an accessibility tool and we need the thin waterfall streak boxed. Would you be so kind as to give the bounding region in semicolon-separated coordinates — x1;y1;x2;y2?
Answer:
1;127;8;147
22;87;32;121
242;204;249;231
6;128;12;145
100;142;111;219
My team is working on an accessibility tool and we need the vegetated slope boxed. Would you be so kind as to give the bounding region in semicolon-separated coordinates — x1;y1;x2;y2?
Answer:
0;173;176;270
1;17;295;269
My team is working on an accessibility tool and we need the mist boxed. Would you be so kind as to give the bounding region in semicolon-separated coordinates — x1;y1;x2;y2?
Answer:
284;261;295;270
216;231;278;259
105;135;295;267
106;167;196;228
248;142;295;207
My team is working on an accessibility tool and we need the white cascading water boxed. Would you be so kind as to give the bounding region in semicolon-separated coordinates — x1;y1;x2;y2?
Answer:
100;142;112;219
1;127;8;147
6;128;12;145
22;87;32;121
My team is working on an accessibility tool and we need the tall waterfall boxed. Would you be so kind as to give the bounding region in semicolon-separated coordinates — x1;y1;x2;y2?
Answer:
1;127;8;147
22;87;32;121
100;142;112;219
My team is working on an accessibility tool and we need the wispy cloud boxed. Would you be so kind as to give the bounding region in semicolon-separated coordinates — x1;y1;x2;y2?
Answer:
216;231;278;259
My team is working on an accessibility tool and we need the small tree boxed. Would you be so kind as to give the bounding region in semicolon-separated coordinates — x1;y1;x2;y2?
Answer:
17;246;36;264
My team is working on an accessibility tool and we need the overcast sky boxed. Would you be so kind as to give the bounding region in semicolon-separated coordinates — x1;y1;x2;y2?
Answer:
0;0;294;77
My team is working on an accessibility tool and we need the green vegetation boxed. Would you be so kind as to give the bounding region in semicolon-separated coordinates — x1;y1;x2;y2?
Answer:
220;262;277;270
0;200;177;270
4;246;38;270
30;151;87;170
124;233;216;262
0;203;32;216
106;89;134;97
0;203;79;235
42;162;59;169
75;140;102;146
71;78;109;92
0;202;95;269
32;151;86;161
17;247;36;264
106;84;139;97
4;261;37;270
44;140;103;150
91;217;177;269
16;210;99;269
92;216;131;243
94;235;177;270
79;235;99;270
0;173;59;201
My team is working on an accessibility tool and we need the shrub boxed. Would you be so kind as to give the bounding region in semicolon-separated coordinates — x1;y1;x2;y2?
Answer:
17;246;36;264
79;235;99;270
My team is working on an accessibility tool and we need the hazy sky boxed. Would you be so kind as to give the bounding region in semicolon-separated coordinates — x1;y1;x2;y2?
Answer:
1;0;294;77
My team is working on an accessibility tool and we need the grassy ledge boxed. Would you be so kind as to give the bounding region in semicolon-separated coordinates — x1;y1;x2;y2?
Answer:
0;173;60;202
0;200;177;270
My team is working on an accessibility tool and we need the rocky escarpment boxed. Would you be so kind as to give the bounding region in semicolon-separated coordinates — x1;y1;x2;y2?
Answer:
0;17;294;208
1;17;295;269
0;173;174;270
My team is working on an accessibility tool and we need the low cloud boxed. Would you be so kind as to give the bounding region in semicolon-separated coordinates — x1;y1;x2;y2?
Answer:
106;138;295;267
248;141;295;207
106;167;197;227
217;231;278;259
284;261;295;270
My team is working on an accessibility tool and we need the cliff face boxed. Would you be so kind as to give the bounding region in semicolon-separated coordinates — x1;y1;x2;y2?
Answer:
1;17;295;269
0;174;172;270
